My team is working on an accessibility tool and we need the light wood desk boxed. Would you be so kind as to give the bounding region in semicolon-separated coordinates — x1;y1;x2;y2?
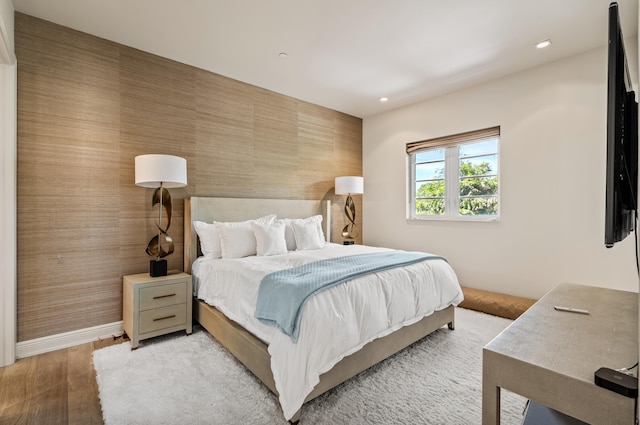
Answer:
483;283;637;425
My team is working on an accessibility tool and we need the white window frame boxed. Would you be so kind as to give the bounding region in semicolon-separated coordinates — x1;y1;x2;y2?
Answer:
407;128;500;222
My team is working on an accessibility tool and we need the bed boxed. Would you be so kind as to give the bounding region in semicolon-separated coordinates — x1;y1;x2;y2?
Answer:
184;196;463;422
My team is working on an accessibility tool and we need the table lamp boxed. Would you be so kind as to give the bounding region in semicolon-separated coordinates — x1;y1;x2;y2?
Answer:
335;176;364;244
135;154;187;277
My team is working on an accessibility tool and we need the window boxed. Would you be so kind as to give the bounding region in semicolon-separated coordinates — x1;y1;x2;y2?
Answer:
407;126;500;221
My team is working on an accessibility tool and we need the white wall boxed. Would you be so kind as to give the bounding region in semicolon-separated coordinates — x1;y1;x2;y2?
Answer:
0;0;16;367
363;43;639;299
0;0;12;48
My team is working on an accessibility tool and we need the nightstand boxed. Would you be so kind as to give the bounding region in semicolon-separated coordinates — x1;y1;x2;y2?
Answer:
123;271;192;349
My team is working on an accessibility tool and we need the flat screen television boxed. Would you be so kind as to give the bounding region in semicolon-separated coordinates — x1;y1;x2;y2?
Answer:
605;2;638;248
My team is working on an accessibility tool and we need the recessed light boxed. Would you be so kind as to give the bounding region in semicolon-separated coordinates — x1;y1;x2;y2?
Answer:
278;52;288;58
535;39;552;49
379;97;389;102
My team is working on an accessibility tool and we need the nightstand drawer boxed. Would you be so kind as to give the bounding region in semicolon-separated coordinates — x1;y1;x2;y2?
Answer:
139;282;187;311
139;304;187;334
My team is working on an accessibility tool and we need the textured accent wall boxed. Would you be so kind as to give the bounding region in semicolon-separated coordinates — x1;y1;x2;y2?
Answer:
15;13;362;342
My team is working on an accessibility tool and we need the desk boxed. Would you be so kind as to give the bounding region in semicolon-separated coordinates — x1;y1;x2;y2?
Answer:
482;283;637;425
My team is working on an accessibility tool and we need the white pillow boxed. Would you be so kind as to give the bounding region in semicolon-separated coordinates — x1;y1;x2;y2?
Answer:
291;220;325;250
252;221;287;256
277;218;298;251
193;221;222;258
217;215;276;259
278;215;325;251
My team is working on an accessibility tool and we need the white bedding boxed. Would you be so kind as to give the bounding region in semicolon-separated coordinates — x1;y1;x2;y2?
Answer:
192;243;463;420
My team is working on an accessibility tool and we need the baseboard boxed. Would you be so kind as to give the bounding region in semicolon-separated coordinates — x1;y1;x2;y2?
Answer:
16;321;124;359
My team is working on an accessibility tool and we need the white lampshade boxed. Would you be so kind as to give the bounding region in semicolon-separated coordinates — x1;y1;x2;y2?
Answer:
335;176;364;195
135;154;187;188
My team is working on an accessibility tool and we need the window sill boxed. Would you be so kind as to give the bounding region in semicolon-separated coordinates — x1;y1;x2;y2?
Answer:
407;215;500;223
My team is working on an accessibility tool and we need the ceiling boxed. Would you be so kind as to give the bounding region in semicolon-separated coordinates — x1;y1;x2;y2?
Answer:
11;0;639;118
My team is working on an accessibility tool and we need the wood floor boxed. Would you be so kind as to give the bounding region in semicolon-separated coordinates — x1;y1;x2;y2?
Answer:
0;337;127;425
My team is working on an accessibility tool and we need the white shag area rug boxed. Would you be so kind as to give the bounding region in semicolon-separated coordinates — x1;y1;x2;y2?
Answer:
93;308;526;424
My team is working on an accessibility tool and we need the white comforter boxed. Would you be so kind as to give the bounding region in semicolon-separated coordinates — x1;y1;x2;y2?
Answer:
192;243;463;420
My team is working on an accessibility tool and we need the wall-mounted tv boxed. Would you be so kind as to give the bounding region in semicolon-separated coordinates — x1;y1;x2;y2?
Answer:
605;2;638;248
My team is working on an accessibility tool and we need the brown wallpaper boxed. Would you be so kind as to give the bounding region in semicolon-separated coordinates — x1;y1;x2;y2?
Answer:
15;13;363;342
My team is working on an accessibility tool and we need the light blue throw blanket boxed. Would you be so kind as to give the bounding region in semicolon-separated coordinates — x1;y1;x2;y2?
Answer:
255;251;444;342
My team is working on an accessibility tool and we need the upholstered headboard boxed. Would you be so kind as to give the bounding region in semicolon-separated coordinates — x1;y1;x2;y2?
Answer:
184;197;331;273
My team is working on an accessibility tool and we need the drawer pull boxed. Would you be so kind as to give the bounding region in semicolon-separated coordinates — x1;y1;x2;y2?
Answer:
153;315;176;322
153;293;177;300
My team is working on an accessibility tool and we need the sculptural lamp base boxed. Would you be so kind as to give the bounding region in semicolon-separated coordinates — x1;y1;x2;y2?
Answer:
150;259;168;277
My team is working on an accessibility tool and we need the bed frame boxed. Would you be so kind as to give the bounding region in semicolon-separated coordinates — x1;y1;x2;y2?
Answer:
184;196;455;423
